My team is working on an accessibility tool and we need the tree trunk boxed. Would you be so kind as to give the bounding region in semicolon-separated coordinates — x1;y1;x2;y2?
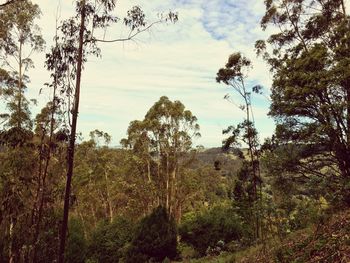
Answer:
166;152;170;213
9;217;14;263
32;84;58;263
147;159;151;182
58;1;86;262
17;41;22;128
104;171;114;223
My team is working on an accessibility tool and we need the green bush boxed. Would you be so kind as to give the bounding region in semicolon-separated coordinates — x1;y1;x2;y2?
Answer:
88;216;135;263
65;218;87;263
287;196;322;231
125;206;178;262
179;205;245;256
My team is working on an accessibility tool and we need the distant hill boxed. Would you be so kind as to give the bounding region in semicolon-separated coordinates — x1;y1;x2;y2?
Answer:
194;147;244;177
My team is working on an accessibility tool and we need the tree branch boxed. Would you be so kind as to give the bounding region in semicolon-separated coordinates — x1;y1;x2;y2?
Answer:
93;20;162;43
0;0;18;8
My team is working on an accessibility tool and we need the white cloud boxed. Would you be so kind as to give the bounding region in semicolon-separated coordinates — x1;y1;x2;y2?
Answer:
25;0;275;147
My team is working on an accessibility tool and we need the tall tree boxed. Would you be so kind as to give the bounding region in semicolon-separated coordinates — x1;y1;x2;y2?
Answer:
0;2;44;262
256;0;350;204
0;0;44;131
216;52;263;239
45;1;177;261
121;96;200;222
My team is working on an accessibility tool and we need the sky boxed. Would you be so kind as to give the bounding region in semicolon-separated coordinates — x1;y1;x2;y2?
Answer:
25;0;275;147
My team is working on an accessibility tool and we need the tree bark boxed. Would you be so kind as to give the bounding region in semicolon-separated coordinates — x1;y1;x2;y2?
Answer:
18;40;23;128
58;1;86;262
104;171;114;223
9;217;14;263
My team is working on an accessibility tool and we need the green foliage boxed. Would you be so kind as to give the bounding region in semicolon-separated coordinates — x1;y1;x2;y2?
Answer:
0;0;44;130
65;218;87;263
126;206;178;262
288;197;322;231
88;216;135;263
258;0;350;205
121;96;201;222
217;52;263;241
179;205;245;256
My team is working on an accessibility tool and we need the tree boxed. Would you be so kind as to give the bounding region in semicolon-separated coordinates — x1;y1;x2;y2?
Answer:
126;206;177;262
256;0;350;205
0;0;44;130
216;53;263;239
44;2;177;261
72;130;140;226
88;216;135;263
0;2;44;262
179;204;245;256
121;96;200;222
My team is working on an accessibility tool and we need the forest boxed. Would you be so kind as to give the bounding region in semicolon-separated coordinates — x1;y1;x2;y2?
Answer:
0;0;350;262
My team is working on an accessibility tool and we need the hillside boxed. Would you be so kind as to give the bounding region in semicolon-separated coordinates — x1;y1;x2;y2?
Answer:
187;209;350;263
194;147;244;177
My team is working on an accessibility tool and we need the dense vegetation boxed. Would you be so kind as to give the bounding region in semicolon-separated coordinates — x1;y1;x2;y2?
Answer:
1;0;350;262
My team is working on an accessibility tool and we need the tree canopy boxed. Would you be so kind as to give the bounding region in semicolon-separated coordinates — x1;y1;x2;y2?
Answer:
256;0;350;204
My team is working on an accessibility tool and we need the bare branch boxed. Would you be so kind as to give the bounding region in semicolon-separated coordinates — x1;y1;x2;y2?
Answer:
0;0;19;8
93;20;162;43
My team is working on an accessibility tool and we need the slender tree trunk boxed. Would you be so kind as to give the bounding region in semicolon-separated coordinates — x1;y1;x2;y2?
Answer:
147;159;151;182
32;81;58;263
31;133;45;227
341;0;346;16
0;0;17;8
90;205;97;228
77;206;87;239
17;41;23;129
9;217;14;263
241;80;260;240
157;160;161;206
104;171;114;223
170;168;176;218
177;201;182;224
343;2;350;184
166;152;169;213
58;1;86;262
9;41;23;262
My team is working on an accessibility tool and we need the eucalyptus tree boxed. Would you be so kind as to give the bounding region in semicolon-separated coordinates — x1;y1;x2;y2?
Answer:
44;1;178;261
216;53;263;239
0;2;44;262
256;0;350;204
121;96;200;222
0;0;44;131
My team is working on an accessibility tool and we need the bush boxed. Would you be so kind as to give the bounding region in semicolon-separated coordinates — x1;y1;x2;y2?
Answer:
179;205;245;256
65;218;87;263
125;206;177;262
88;216;135;263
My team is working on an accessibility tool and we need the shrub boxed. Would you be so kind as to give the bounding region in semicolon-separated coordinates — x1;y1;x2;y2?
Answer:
125;206;177;262
88;216;135;263
179;205;245;256
288;196;323;231
65;218;87;263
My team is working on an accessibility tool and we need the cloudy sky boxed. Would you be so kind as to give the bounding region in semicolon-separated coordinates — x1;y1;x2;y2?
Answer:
26;0;275;147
